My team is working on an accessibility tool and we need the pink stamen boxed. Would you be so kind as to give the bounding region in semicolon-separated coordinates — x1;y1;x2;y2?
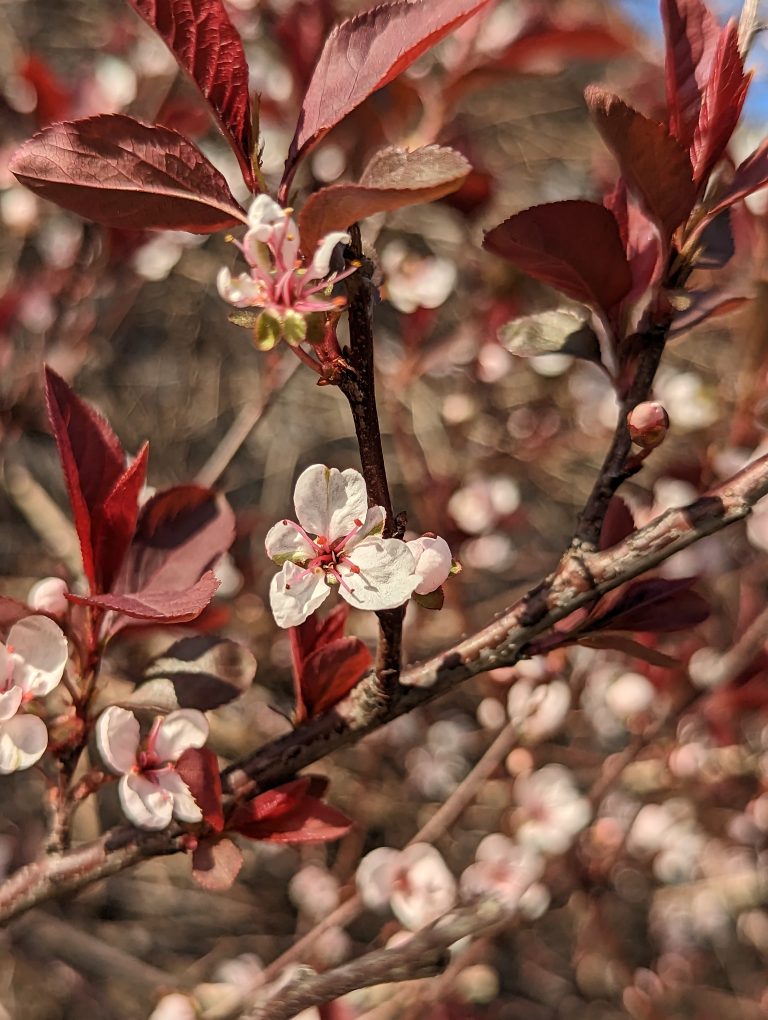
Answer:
282;519;320;553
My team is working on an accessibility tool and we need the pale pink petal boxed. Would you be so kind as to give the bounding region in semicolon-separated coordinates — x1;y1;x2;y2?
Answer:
391;844;457;931
0;686;23;722
265;520;316;565
153;709;208;763
344;506;386;551
406;535;452;595
269;563;330;628
217;268;268;308
156;769;203;822
247;194;286;233
293;465;368;541
306;231;350;281
0;715;49;773
338;538;418;612
120;772;174;830
27;577;69;615
356;847;402;910
96;706;140;775
8;616;68;697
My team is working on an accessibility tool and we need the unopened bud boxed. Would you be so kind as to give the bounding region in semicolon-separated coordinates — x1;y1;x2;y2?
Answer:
627;401;669;449
28;576;69;616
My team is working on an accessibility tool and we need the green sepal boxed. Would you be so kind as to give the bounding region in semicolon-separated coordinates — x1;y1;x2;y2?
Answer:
413;586;445;610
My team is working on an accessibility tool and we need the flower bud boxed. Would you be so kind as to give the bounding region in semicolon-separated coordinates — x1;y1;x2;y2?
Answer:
627;401;670;449
27;576;69;616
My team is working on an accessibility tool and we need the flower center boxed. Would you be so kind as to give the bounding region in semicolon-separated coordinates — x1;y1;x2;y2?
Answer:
287;518;365;594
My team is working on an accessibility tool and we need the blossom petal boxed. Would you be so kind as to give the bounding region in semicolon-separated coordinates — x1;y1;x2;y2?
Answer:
338;538;418;612
293;465;368;540
156;769;203;823
8;616;68;697
247;194;287;232
406;535;452;595
356;846;402;910
217;268;268;308
0;715;49;773
97;705;140;775
0;686;23;722
119;772;174;830
307;232;350;281
153;709;209;763
269;563;329;629
345;505;386;550
264;519;316;565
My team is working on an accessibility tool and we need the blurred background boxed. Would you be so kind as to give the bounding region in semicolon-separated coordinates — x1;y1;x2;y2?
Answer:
2;0;768;1016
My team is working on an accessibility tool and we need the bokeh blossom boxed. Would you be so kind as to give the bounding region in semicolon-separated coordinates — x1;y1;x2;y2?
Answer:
217;195;355;350
356;842;457;931
266;465;450;628
96;706;208;830
460;833;547;916
0;616;68;773
514;764;591;854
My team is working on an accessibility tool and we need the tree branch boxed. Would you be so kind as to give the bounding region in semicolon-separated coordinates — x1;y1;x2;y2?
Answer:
3;452;768;922
246;902;506;1020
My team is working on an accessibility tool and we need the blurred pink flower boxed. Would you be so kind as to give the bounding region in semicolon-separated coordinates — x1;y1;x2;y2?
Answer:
356;843;457;930
96;706;208;830
460;833;545;911
514;764;591;854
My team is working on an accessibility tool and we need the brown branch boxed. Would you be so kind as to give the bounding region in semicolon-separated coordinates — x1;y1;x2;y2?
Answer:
337;225;404;685
246;902;506;1020
2;453;768;923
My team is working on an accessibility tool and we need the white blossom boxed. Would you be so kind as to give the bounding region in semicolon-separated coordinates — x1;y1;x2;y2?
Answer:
460;833;545;911
405;535;453;595
96;706;208;830
265;465;423;628
514;764;592;855
0;616;68;773
356;843;457;930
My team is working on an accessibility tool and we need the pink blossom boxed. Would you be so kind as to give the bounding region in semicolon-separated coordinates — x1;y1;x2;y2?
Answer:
514;764;591;854
27;577;69;616
0;616;68;773
460;833;545;912
405;535;453;595
96;706;208;830
217;195;355;350
356;843;457;930
265;465;421;628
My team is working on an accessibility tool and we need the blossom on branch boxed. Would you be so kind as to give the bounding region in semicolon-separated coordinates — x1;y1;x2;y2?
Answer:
96;706;209;830
356;843;457;931
217;195;355;350
265;465;421;628
0;616;68;773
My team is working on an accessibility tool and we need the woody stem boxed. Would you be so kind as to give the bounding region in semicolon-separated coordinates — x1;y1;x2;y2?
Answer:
339;224;404;687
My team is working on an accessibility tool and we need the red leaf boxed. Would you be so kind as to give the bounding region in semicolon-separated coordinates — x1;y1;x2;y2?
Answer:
10;115;247;232
176;746;224;832
45;366;126;590
604;180;663;299
576;633;681;668
599;496;636;550
661;0;720;148
707;139;768;218
585;87;696;241
93;443;148;594
281;0;493;194
230;781;353;844
298;637;372;722
191;837;243;890
292;603;350;668
127;0;255;191
118;485;235;597
19;54;73;127
298;145;470;255
483;200;632;312
690;22;750;186
67;571;220;622
590;577;710;633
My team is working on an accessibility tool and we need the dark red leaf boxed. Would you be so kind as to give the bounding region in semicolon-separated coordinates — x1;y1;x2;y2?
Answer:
661;0;720;148
690;22;750;186
10;115;247;232
585;87;696;241
144;635;257;710
230;780;353;844
590;577;710;633
45;366;126;590
19;54;73;127
604;180;663;298
93;443;148;594
576;633;680;668
118;485;235;598
669;288;748;337
0;598;36;630
483;199;632;311
707;139;768;218
298;145;470;254
599;497;636;550
127;0;255;191
281;0;493;194
297;637;372;722
191;837;243;890
67;571;220;622
176;746;224;832
291;602;350;669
